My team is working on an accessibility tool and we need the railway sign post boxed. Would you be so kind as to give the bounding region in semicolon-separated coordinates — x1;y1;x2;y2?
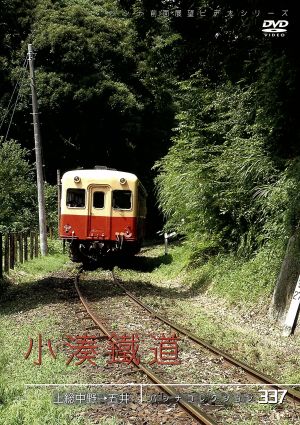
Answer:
28;44;48;256
164;232;176;255
282;274;300;336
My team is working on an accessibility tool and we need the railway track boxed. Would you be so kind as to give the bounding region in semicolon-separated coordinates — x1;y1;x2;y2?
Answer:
73;267;300;424
75;269;217;425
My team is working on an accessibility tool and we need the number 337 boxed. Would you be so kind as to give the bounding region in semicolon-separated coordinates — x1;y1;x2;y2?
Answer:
258;390;287;404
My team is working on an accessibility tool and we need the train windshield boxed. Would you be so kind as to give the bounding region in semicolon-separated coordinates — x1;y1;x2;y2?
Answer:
66;188;85;208
112;190;132;210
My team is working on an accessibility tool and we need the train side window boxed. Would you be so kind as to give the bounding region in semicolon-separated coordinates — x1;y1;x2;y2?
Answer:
66;189;85;208
93;191;105;209
112;190;132;210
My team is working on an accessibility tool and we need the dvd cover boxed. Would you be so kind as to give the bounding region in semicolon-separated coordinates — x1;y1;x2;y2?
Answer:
0;1;299;424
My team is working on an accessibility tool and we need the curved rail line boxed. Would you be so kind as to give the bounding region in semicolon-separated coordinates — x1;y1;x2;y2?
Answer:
74;271;218;425
111;270;300;405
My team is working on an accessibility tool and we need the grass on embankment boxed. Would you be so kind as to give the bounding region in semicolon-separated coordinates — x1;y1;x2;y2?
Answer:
121;239;284;304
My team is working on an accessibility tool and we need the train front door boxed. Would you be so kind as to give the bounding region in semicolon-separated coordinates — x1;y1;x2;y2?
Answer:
87;185;111;240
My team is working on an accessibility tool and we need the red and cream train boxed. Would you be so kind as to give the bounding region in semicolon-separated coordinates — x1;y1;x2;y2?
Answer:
59;167;147;261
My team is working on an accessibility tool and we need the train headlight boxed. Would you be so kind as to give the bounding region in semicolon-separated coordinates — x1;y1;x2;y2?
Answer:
74;176;81;183
120;177;126;185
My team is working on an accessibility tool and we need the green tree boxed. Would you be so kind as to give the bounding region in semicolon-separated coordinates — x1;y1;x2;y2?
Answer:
0;138;37;231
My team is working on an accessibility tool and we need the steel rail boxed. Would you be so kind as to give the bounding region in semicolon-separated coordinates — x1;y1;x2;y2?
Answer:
74;272;218;425
111;270;300;404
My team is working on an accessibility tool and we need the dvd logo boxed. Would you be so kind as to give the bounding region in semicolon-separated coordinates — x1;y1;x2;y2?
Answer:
262;20;288;33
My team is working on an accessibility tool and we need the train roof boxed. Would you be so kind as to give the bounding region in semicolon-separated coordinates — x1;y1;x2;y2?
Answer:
62;169;138;182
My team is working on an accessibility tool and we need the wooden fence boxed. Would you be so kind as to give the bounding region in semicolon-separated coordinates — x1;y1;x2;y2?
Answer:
0;231;39;278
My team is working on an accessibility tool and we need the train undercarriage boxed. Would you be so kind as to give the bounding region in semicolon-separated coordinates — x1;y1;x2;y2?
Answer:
67;238;141;263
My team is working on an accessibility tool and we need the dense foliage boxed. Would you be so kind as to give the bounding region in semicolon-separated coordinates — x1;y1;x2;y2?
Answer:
155;65;300;254
0;0;176;182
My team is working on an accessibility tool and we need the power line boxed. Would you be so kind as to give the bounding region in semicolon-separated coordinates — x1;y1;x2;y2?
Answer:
0;57;29;139
0;56;28;132
4;59;29;142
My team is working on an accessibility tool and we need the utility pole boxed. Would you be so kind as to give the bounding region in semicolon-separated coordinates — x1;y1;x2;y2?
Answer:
28;44;48;256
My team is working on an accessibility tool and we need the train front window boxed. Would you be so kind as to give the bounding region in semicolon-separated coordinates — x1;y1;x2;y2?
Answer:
93;191;105;209
66;189;85;208
112;190;132;210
